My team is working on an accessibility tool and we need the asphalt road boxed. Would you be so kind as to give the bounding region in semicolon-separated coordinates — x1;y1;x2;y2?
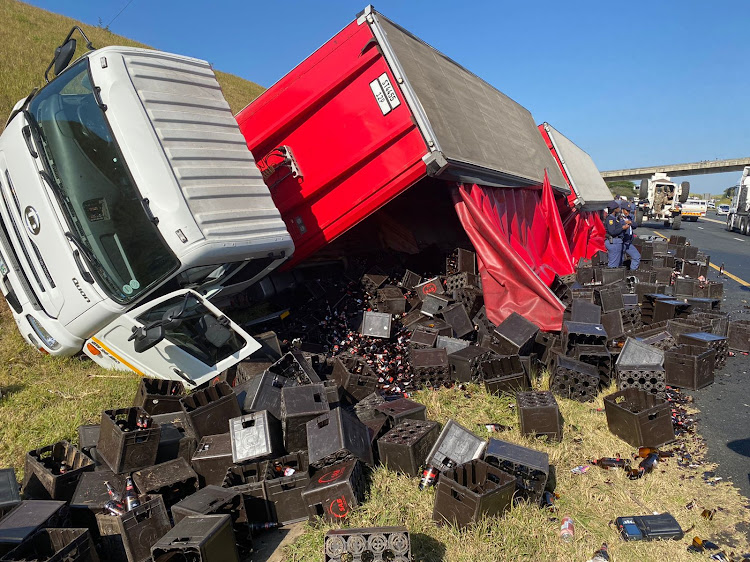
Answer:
640;212;750;499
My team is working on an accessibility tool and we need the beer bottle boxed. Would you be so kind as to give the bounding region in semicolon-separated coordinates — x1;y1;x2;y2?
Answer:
249;522;279;533
590;543;609;562
105;480;122;502
639;452;659;474
592;457;629;469
418;466;439;490
559;516;575;542
124;476;140;511
104;500;126;516
637;447;673;458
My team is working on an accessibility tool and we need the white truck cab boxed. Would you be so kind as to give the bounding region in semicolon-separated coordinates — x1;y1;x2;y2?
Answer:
0;28;294;386
726;166;750;235
635;172;689;230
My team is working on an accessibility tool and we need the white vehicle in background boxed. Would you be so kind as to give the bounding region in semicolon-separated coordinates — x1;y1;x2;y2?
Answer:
681;198;708;222
717;204;730;216
635;172;689;230
707;200;716;209
0;28;294;386
727;166;750;235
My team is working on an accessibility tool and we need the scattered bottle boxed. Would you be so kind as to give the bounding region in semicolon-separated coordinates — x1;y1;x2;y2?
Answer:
480;423;512;432
629;452;659;479
540;491;558;511
124;476;140;511
590;543;609;562
592;457;629;469
559;516;575;542
701;508;715;520
418;466;439;490
105;481;122;502
272;461;296;477
249;522;279;533
104;499;126;516
57;461;69;475
637;447;673;458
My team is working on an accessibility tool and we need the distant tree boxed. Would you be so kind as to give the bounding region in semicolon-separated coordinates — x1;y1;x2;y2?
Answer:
607;181;637;199
723;186;736;199
688;193;703;199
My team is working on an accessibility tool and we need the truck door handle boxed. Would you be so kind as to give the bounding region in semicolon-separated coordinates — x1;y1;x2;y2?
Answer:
72;250;94;284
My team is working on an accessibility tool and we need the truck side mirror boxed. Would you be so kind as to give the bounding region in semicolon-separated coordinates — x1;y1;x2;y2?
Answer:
130;325;165;353
53;39;77;76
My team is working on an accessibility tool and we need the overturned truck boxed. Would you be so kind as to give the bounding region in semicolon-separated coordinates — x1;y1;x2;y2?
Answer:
237;6;607;331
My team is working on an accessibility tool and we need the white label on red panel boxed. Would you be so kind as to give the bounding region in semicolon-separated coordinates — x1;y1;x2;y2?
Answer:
378;73;401;110
370;78;392;115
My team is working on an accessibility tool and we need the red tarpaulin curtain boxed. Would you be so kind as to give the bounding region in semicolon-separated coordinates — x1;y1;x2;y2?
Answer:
559;204;607;263
452;172;570;331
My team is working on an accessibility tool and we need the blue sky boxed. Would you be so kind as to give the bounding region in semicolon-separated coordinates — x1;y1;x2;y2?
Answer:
26;0;748;195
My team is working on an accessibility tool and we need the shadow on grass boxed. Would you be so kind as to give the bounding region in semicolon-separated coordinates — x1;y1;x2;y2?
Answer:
0;384;26;401
411;532;446;561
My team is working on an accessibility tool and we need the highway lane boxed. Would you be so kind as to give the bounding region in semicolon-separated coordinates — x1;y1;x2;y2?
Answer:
638;214;750;499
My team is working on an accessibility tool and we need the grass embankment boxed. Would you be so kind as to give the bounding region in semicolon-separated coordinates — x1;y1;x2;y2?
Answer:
0;0;265;137
285;382;750;562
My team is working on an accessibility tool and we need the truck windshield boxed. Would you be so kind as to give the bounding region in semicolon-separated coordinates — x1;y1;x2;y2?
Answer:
27;59;178;304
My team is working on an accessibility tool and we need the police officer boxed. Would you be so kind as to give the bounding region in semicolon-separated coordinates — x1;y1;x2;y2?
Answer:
619;201;641;270
605;201;630;268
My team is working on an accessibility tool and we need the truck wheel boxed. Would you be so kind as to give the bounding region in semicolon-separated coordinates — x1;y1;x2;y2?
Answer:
725;215;732;231
635;209;644;227
743;218;749;236
672;216;682;230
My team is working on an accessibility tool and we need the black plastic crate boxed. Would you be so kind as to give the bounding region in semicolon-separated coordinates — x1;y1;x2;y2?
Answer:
359;311;392;338
361;273;388;293
421;293;452;318
0;469;20;518
372;397;425;425
483;438;549;501
433;459;515;529
262;451;311;525
191;433;235;487
678;332;728;369
595;267;625;284
96;495;170;562
436;335;470;355
151;514;239;562
425;420;486;473
574;344;613;386
550;356;600;402
22;440;93;502
229;411;284;463
653;299;692;324
604;389;674;448
594;288;624;313
150;412;197;465
77;425;100;460
550;275;573;308
479;355;528;395
516;392;562;442
220;463;268;524
96;408;160;474
666;318;712;340
682;296;721;313
132;378;184;415
410;348;450;389
400;270;422;289
689;311;729;337
440;303;474;338
324;526;411;562
616;337;664;368
132;458;199;509
376;420;439;477
268;350;321;386
653;267;673;284
447;346;494;383
616;366;667;398
375;286;406;315
682;260;707;278
601;310;624;341
353;393;387;424
1;528;97;562
673;277;698;297
445;272;478;294
0;500;66;556
69;470;127;532
408;328;438;352
472;306;495;338
727;320;750;352
233;370;283;419
301;460;367;523
664;345;715;390
171;485;248;551
446;248;477;275
306;409;373;469
562;321;607;353
331;355;378;404
180;382;240;440
571;299;602;323
696;281;723;299
281;383;329;452
489;313;539;356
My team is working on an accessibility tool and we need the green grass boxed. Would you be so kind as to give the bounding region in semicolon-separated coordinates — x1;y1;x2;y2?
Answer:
284;383;750;561
0;0;264;136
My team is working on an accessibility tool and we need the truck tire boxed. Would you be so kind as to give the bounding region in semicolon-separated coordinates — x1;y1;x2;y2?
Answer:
635;209;644;227
726;215;732;231
743;218;749;236
672;216;682;230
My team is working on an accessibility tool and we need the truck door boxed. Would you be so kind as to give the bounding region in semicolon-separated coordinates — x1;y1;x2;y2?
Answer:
87;289;260;387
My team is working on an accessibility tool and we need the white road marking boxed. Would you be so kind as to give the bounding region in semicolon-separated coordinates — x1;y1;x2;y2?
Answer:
734;237;744;242
698;226;704;229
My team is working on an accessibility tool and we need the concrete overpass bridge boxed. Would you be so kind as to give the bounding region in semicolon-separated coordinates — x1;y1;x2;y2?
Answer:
601;157;750;181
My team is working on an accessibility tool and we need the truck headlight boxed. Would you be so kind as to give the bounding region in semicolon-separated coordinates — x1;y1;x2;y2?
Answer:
26;315;60;350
